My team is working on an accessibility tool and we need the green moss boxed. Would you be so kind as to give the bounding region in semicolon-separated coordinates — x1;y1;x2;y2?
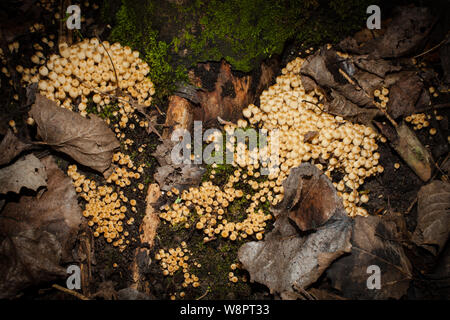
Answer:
105;0;374;97
108;0;187;103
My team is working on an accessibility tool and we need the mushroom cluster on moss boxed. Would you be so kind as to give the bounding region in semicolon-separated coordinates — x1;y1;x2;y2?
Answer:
67;153;147;251
155;242;200;289
239;56;384;217
160;173;274;242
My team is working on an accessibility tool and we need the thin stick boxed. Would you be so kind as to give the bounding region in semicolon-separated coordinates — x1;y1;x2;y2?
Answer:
94;33;164;116
196;288;210;300
413;33;449;59
95;35;120;94
52;284;90;300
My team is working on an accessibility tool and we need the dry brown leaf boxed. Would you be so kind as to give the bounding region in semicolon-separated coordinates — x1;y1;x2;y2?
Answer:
0;229;66;299
29;95;120;173
327;215;413;299
412;180;450;255
0;129;33;166
239;164;352;295
0;154;47;194
385;72;430;119
0;156;82;298
338;6;434;58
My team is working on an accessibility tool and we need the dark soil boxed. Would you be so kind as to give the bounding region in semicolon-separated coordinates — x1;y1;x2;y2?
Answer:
0;0;449;301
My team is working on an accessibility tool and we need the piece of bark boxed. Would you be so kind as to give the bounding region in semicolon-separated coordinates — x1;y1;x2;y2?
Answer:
163;95;194;138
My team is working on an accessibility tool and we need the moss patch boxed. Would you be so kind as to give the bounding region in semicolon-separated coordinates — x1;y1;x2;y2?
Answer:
104;0;374;100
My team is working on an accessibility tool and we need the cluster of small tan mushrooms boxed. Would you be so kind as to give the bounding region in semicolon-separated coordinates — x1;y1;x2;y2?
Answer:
155;242;201;290
241;56;385;217
29;39;155;117
66;152;148;251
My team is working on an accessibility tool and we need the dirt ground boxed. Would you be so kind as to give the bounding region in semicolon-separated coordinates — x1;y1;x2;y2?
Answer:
0;1;449;301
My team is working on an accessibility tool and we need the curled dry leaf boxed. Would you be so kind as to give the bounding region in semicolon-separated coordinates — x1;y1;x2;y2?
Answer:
0;129;33;166
327;215;413;299
338;6;434;58
412;180;450;256
300;47;429;123
239;164;352;295
29;95;120;173
300;50;383;124
0;156;82;298
0;154;47;195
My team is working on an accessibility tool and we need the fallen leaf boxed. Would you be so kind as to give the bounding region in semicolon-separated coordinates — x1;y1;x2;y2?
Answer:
29;95;120;173
0;154;47;194
352;55;402;78
0;129;33;166
339;6;434;58
0;229;66;299
327;215;413;299
163;95;194;139
276;165;349;231
239;164;352;295
0;156;82;298
239;214;352;296
412;180;450;255
385;72;429;119
324;90;381;125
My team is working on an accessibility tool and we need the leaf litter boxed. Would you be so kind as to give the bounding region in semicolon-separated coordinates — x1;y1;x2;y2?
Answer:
0;156;82;298
29;94;120;174
238;164;353;296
